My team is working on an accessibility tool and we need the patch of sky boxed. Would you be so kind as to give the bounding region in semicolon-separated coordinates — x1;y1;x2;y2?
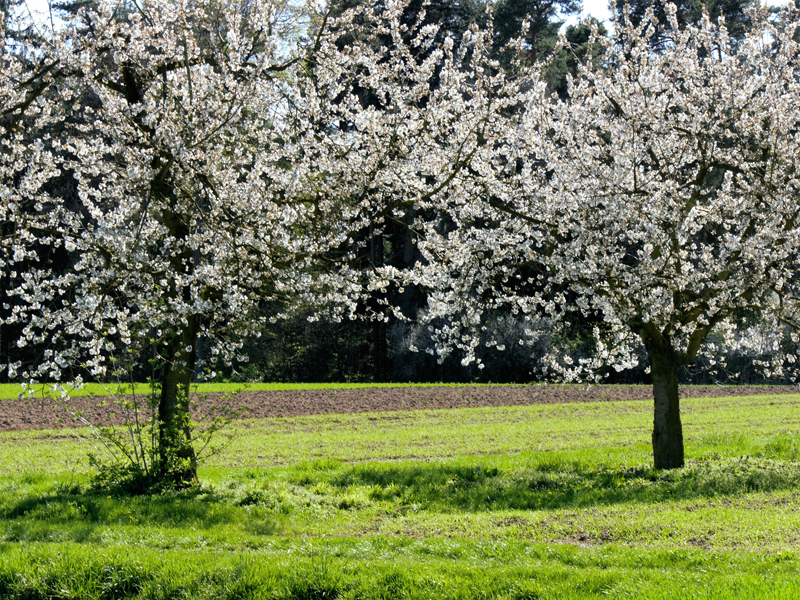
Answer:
562;0;792;34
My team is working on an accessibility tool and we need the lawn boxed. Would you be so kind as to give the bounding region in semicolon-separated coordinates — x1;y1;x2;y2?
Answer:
0;391;799;598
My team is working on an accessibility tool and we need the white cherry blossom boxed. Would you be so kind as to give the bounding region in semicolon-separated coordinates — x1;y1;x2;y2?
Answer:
411;3;800;469
0;0;511;483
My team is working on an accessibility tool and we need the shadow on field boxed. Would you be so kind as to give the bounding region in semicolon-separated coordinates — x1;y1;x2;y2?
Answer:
313;456;800;512
0;488;282;542
4;452;800;541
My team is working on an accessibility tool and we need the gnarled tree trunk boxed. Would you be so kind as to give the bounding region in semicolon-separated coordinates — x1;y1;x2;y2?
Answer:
158;317;199;486
645;341;684;469
156;193;200;486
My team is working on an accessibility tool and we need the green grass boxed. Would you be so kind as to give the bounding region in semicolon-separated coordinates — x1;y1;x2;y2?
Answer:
1;392;800;598
0;381;535;400
2;381;786;401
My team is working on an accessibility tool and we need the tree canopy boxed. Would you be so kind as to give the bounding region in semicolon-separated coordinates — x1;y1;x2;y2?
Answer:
408;3;800;468
0;0;511;483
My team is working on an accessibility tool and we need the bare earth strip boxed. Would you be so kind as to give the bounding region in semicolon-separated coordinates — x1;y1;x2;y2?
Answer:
0;384;796;432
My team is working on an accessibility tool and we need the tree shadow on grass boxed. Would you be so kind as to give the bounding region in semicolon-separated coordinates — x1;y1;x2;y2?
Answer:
321;456;800;512
0;487;282;538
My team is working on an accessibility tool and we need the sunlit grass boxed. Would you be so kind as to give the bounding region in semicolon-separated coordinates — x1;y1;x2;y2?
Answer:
1;540;796;600
1;392;799;598
1;381;786;400
0;381;537;400
1;394;799;474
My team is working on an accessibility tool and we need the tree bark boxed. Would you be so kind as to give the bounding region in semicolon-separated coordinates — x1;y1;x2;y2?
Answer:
158;317;199;486
392;210;419;382
646;342;684;469
370;225;387;381
156;193;199;486
0;221;14;383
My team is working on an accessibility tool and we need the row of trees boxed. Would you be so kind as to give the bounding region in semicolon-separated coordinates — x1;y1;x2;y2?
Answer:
2;0;799;480
0;0;593;388
107;0;766;388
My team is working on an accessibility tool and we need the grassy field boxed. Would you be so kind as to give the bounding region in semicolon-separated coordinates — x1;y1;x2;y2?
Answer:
1;392;799;598
0;381;524;400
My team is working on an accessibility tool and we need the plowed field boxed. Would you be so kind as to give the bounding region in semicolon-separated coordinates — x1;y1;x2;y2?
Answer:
1;384;796;432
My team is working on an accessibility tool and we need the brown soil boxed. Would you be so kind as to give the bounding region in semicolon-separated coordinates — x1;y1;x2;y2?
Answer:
0;384;796;432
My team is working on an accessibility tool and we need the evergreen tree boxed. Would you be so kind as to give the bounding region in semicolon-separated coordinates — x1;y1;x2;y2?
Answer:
543;17;608;98
492;0;581;68
614;0;758;49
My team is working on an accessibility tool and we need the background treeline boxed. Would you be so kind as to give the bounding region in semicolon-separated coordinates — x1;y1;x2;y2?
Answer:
0;0;771;386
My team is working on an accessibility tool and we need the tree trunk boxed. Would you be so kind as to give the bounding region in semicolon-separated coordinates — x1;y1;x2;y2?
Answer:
158;317;199;486
370;225;386;382
392;211;419;382
153;174;199;486
0;222;14;383
646;342;684;469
